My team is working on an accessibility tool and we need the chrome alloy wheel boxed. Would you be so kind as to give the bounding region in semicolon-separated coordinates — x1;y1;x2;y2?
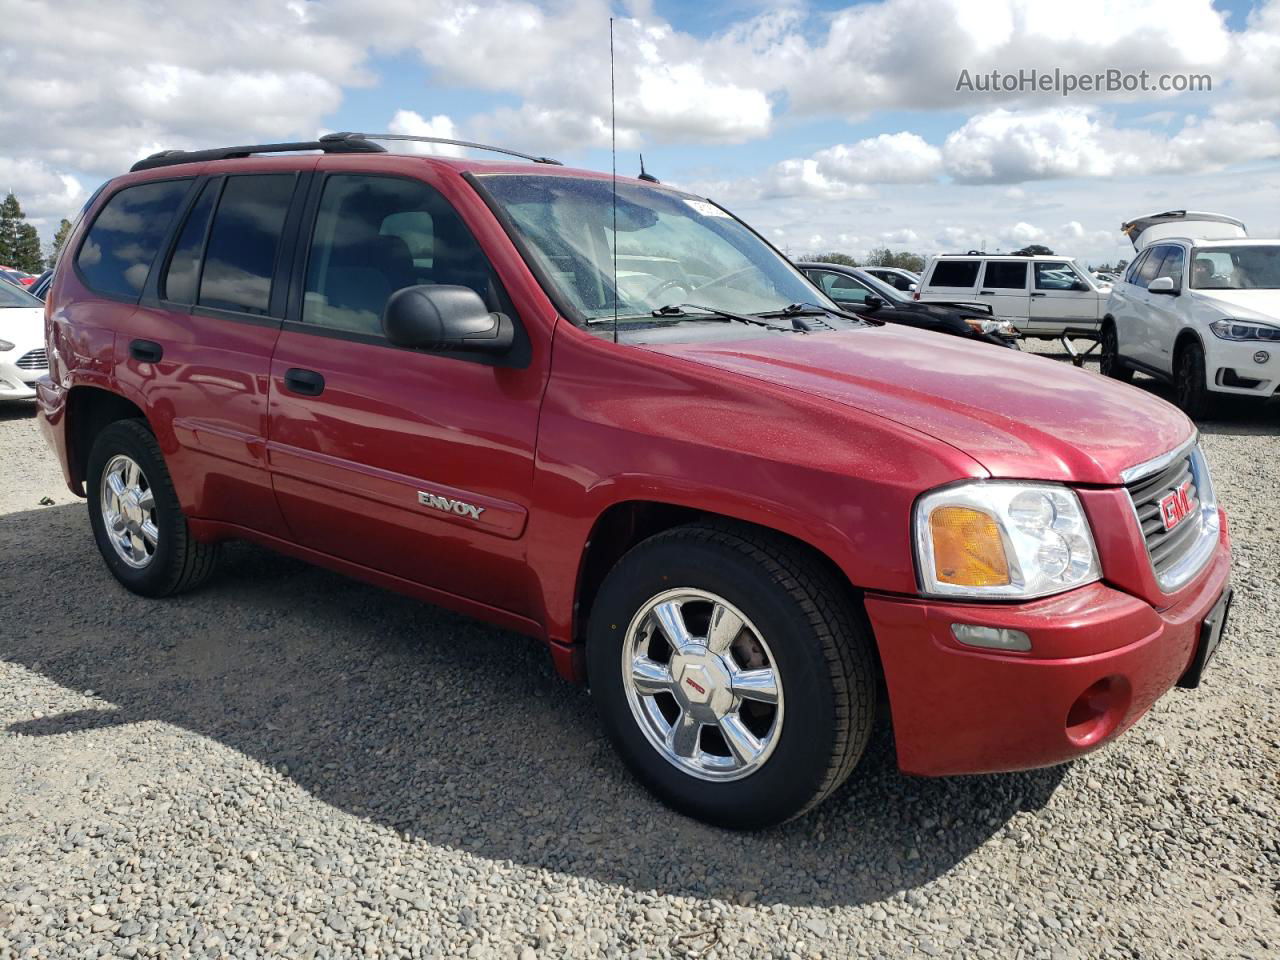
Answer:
100;454;159;569
621;588;784;781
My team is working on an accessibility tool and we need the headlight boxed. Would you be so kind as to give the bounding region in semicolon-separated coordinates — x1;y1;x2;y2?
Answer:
0;339;14;352
963;317;1016;337
914;482;1101;599
1209;319;1280;342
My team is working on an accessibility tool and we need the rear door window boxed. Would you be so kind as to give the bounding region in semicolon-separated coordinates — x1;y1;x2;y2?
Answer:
198;175;296;316
980;261;1027;289
928;260;980;288
76;179;192;299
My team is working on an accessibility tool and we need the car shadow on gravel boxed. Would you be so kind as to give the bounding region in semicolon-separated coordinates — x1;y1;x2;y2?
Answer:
3;503;1066;908
0;401;36;421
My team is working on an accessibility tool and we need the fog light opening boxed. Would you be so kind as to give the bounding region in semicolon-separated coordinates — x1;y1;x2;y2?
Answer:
1065;676;1131;747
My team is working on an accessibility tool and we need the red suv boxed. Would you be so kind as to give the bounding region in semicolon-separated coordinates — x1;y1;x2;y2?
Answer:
37;134;1232;828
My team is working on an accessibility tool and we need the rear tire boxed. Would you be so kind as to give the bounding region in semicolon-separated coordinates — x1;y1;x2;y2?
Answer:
1174;340;1215;420
587;522;876;829
1099;322;1133;382
87;419;219;597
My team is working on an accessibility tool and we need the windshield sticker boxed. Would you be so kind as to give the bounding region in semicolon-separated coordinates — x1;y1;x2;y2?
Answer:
682;198;731;219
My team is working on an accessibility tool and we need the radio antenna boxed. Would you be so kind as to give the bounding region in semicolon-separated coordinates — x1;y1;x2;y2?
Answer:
610;16;619;344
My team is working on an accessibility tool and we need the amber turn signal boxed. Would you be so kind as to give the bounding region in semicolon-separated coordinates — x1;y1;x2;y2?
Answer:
929;506;1011;587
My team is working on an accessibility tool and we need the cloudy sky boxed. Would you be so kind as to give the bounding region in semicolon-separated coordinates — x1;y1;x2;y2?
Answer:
2;0;1279;266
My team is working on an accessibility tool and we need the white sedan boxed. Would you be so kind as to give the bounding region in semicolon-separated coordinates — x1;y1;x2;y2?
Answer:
0;280;48;401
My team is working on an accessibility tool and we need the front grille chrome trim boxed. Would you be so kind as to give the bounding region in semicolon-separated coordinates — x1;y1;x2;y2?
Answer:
1119;432;1198;485
1122;442;1219;594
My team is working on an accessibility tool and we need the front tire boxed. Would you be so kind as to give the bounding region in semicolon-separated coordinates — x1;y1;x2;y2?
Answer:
587;523;876;829
1174;340;1214;419
87;419;219;597
1099;322;1133;382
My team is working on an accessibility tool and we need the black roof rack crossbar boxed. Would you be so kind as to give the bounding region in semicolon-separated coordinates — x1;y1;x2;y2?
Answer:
325;132;562;165
130;137;387;172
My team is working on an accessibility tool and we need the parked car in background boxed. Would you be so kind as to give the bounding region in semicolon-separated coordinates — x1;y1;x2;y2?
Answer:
862;266;920;291
797;261;1018;347
916;254;1110;337
1102;210;1278;416
38;133;1232;829
0;279;49;400
26;269;53;301
0;266;34;288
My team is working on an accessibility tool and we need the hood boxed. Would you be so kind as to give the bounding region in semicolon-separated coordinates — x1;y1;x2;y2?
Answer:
645;325;1192;485
1193;288;1280;323
0;307;45;350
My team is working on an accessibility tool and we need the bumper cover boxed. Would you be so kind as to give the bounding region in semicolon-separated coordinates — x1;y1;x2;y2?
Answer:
866;525;1231;776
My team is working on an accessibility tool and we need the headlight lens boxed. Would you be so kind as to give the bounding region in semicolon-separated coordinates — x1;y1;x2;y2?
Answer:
0;339;14;352
963;317;1017;336
915;482;1101;599
1209;319;1280;342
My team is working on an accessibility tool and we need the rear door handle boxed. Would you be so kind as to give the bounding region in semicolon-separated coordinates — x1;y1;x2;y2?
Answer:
978;290;995;295
284;368;325;397
1030;292;1047;298
130;339;163;363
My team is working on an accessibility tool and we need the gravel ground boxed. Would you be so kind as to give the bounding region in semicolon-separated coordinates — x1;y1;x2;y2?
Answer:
1;343;1277;960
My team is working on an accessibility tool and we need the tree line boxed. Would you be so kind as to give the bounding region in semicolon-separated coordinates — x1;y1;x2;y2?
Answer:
806;247;927;272
0;192;72;274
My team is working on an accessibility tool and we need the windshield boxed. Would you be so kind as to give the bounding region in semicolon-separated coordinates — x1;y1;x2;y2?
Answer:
477;174;836;324
1191;246;1280;290
0;278;41;308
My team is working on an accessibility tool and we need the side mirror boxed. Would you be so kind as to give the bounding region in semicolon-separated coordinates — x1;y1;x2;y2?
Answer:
863;295;885;310
1148;276;1178;295
382;285;514;354
907;282;917;291
1071;279;1091;291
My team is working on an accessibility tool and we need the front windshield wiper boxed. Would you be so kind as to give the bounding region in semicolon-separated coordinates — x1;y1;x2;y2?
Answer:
764;302;884;327
647;303;808;332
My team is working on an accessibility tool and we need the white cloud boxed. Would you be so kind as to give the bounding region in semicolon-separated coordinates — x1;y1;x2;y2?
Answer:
386;110;465;157
942;107;1280;183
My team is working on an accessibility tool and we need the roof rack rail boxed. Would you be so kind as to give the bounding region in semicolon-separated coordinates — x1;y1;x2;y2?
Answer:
327;132;563;165
130;136;387;172
130;132;563;173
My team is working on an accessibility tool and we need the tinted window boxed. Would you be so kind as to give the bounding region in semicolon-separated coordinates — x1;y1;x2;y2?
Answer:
1156;246;1184;288
76;179;190;299
1124;251;1149;285
199;175;295;315
1133;248;1167;290
1034;261;1083;290
981;261;1027;289
161;180;218;304
929;260;979;287
303;174;497;336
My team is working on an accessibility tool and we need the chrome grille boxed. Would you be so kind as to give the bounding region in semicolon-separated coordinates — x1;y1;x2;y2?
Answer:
15;348;47;371
1124;442;1218;592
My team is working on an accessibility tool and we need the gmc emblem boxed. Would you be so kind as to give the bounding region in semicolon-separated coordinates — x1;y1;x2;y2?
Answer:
1159;480;1194;531
685;677;707;695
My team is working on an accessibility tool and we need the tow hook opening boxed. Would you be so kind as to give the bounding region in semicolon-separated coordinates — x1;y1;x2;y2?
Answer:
1065;675;1131;747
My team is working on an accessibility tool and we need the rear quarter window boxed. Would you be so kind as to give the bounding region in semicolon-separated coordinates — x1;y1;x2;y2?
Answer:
76;179;191;300
928;260;980;287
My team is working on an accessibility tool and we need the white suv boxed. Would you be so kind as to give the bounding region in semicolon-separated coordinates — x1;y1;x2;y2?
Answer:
1102;216;1279;417
915;254;1110;337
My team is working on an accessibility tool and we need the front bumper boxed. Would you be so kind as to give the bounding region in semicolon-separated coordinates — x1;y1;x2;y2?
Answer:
0;357;43;399
1205;335;1279;396
865;521;1231;776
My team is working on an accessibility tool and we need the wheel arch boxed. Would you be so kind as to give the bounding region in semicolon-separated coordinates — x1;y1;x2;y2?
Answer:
65;385;149;494
572;500;871;650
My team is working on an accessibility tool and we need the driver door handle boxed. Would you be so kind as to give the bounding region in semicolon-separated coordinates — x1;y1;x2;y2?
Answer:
284;368;326;397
